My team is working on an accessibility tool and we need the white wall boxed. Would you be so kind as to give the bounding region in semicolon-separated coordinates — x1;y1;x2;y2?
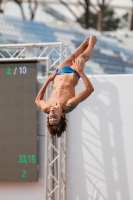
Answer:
0;75;133;200
66;74;133;200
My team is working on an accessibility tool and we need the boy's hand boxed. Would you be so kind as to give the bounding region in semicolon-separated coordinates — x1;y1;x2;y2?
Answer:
48;69;58;82
71;57;85;73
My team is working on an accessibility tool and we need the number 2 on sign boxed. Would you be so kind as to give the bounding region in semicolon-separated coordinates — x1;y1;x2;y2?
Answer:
22;170;26;178
6;66;11;75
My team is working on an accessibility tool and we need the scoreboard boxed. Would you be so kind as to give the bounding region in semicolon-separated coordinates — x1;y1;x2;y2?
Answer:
0;62;38;182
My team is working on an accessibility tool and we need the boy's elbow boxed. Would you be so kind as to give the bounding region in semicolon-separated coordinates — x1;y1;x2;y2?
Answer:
90;87;94;95
89;85;94;92
86;86;94;95
35;99;37;105
91;86;94;93
35;99;40;107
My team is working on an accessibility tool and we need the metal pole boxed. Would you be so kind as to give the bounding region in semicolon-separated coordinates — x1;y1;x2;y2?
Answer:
63;132;67;200
44;124;48;200
44;58;50;200
60;43;63;63
57;42;64;200
57;137;61;200
66;44;69;59
0;42;63;49
63;45;68;200
0;57;49;62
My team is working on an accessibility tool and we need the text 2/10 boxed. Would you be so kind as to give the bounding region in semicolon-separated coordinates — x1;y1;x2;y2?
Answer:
6;66;27;75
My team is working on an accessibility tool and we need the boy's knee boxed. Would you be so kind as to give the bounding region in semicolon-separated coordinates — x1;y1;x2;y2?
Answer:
68;53;76;61
80;51;91;62
76;55;86;67
78;54;86;62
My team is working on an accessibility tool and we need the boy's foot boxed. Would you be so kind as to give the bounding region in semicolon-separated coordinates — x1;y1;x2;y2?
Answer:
89;35;97;48
83;36;90;47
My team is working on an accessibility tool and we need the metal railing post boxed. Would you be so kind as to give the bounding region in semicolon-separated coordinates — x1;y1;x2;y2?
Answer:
58;43;63;200
44;57;50;200
57;137;61;200
60;43;63;63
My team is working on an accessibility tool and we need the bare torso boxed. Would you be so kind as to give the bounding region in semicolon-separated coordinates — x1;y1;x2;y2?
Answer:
46;73;79;113
35;35;96;117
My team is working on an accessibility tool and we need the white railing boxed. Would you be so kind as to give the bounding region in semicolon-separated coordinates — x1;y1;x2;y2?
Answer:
0;42;68;64
44;43;67;200
0;42;68;200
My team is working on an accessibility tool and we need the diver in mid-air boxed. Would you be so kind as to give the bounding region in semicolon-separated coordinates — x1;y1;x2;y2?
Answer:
35;35;97;137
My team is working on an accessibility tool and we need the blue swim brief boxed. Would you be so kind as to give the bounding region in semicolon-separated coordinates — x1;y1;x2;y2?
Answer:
56;66;80;79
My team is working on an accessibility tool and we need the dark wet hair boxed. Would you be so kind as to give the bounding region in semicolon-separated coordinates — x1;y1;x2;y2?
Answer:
47;114;67;138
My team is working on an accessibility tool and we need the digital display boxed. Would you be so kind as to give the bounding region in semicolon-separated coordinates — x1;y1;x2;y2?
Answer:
0;62;38;182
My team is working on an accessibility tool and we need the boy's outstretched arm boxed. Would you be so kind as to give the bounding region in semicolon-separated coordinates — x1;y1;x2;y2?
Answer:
67;58;94;108
35;70;57;111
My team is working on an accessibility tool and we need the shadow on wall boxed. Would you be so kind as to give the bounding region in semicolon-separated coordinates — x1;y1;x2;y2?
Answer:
67;76;130;200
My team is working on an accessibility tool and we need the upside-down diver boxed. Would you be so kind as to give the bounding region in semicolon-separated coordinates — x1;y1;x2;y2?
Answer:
35;35;97;137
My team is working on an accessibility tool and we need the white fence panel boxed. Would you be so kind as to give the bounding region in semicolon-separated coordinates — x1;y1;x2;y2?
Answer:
66;75;133;200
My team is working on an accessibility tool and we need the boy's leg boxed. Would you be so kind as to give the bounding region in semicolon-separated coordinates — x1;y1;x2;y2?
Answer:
57;36;90;70
79;35;97;62
71;36;97;71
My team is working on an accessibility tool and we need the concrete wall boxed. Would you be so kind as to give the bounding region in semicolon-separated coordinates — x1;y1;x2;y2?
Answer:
67;74;133;200
0;75;133;200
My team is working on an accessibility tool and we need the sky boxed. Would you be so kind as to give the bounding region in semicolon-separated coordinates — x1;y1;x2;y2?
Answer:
1;0;132;22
